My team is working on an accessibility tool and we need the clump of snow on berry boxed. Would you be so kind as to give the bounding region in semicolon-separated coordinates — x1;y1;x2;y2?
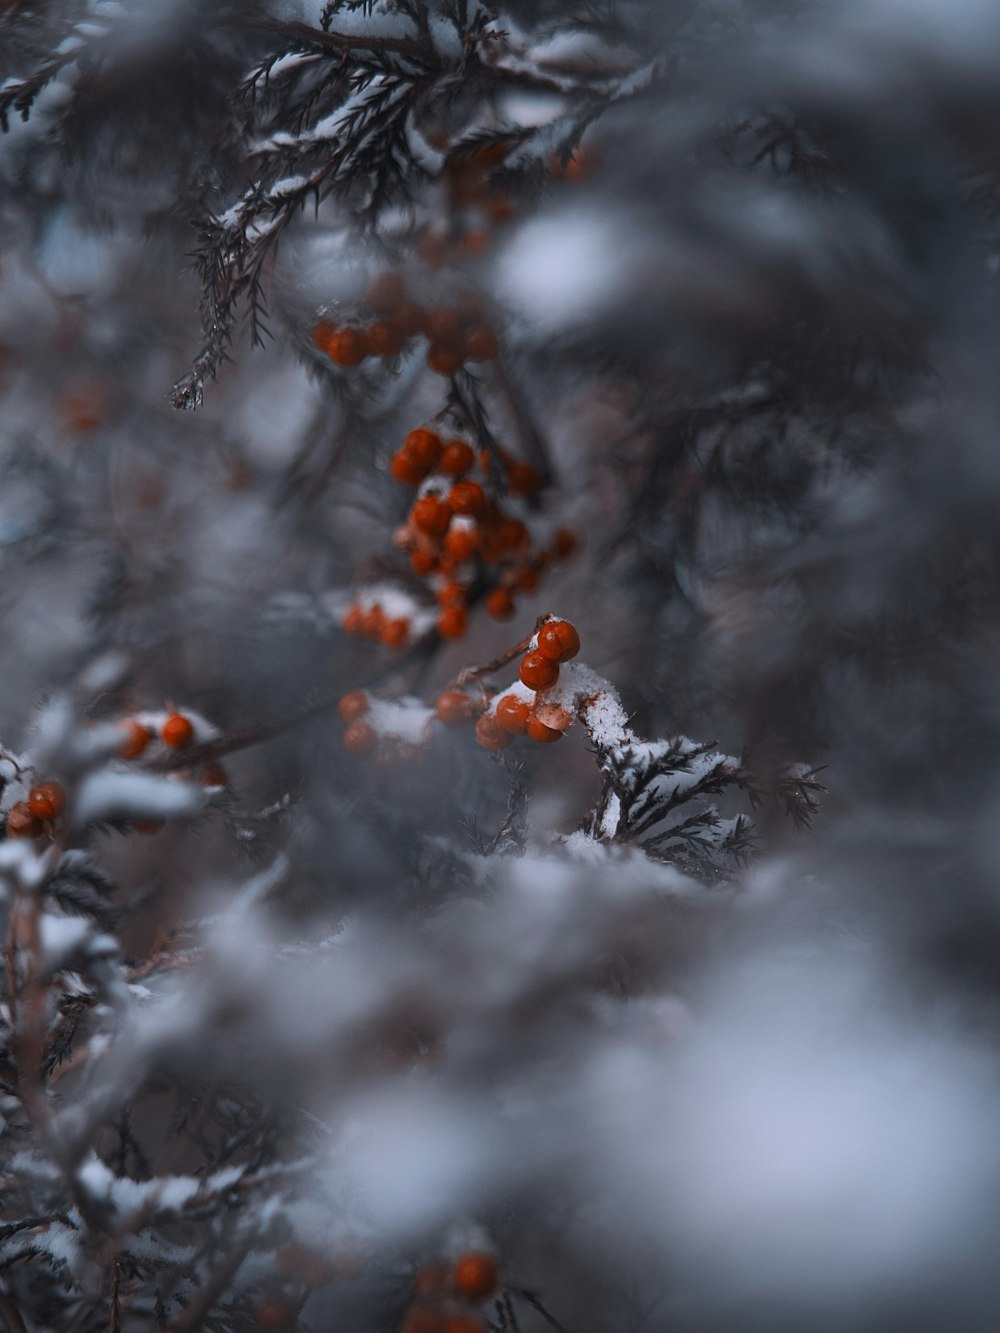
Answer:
366;697;434;744
484;677;535;716
535;663;634;747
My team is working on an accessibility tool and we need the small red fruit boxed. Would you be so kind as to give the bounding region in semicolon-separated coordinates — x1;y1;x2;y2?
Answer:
485;587;515;620
412;495;452;536
162;713;194;748
435;690;477;725
452;1251;499;1300
463;325;498;361
424;308;462;346
343;604;365;634
366;320;405;357
28;782;65;821
527;715;563;743
497;517;529;552
508;461;539;496
7;802;42;839
328;328;369;368
448;481;485;518
391;449;429;487
428;346;464;377
439;439;475;476
120;718;152;760
436;583;466;609
519;652;559;691
552;528;578;559
342;721;378;756
338;691;369;723
537;619;580;662
405;429;442;468
437;605;467;640
361;605;385;637
496;695;530;735
381;617;410;649
413;1262;451;1297
311;319;338;353
513;567;539;594
410;549;438;576
367;272;406;315
444;526;479;562
475;714;512;752
390;302;427;337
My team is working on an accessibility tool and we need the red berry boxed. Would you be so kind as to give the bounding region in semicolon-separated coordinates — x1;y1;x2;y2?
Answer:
463;325;498;361
343;605;365;634
435;690;477;725
428;345;464;377
513;566;539;594
444;526;479;562
537;619;580;662
527;715;563;743
200;763;229;787
496;695;530;735
361;605;385;637
391;449;429;487
338;691;369;723
162;713;194;748
475;714;512;752
552;528;578;559
342;721;377;756
328;328;369;368
448;481;485;517
452;1251;499;1300
410;549;438;576
437;605;467;640
28;782;65;821
7;802;42;839
497;517;529;553
380;617;410;649
405;429;442;469
367;272;406;315
412;495;452;536
390;302;427;337
366;320;405;357
508;461;539;496
519;652;559;691
120;718;152;760
425;308;462;346
311;319;338;354
439;439;475;476
485;587;515;620
436;583;466;609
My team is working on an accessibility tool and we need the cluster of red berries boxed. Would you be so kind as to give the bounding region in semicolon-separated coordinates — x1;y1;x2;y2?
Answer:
474;618;580;751
120;713;228;788
312;273;498;377
401;1250;499;1333
338;691;379;756
384;427;575;641
6;780;66;840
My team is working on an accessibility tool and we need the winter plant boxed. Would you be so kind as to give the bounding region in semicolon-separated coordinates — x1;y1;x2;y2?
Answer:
3;0;1000;1330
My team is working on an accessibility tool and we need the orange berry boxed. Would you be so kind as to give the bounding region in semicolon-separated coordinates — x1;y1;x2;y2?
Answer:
7;802;42;839
405;429;442;468
28;782;65;821
381;617;410;649
200;763;229;787
361;605;385;637
311;319;338;353
463;325;497;361
367;271;406;315
412;495;452;535
475;714;512;752
410;549;438;576
552;528;578;559
366;320;405;357
486;586;515;620
513;567;539;594
496;695;530;735
428;345;463;377
439;439;475;476
508;461;539;496
390;301;427;337
162;713;194;748
425;308;462;346
437;605;467;640
436;583;466;609
120;718;152;760
328;328;368;368
254;1297;294;1330
343;604;365;634
537;618;580;662
519;652;559;691
497;517;529;553
452;1251;499;1300
527;715;563;743
391;449;430;486
448;481;485;517
403;1307;447;1333
338;691;370;724
435;690;477;725
444;526;479;562
342;721;378;756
